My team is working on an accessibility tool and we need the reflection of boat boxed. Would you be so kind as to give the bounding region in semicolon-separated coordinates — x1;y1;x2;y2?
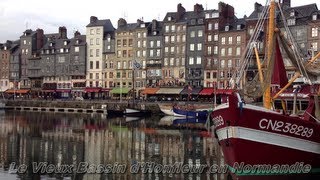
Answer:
125;116;143;122
172;117;207;125
173;106;208;119
107;108;151;117
158;115;175;126
211;1;320;179
0;102;5;109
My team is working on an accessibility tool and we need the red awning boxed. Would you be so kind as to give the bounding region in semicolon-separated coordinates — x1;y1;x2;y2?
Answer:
42;90;55;93
56;89;71;93
215;89;234;95
5;89;30;94
85;87;101;93
199;88;214;95
101;88;111;92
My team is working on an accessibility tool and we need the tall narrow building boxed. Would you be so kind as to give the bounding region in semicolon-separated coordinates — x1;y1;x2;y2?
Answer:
86;16;115;98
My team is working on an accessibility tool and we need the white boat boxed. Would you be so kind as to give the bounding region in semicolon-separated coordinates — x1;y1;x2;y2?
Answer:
158;104;174;116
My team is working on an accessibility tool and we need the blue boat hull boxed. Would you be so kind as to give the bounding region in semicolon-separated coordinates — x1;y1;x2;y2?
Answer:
172;107;208;119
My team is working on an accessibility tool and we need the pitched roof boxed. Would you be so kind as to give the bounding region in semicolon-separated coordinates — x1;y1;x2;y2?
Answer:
86;19;115;32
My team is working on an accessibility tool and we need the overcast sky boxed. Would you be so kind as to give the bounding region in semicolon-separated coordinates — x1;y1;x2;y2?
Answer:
0;0;318;42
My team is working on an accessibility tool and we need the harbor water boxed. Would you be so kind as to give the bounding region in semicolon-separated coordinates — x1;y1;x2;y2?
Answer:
0;110;226;180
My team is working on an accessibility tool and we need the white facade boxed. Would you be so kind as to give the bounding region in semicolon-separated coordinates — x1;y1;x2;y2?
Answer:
0;79;9;92
86;26;104;87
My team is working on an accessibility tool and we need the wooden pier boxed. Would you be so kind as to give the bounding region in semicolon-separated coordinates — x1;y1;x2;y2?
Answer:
12;106;108;114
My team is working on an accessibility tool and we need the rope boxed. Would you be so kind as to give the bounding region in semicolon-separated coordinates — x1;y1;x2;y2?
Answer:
231;0;270;90
277;2;311;84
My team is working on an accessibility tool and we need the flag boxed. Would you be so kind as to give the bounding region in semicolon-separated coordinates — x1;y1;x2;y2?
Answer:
133;60;141;70
188;85;192;100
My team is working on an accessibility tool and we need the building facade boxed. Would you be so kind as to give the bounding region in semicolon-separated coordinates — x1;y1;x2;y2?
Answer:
86;16;115;90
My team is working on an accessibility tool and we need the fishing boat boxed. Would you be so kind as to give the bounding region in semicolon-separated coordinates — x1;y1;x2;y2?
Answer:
210;0;320;179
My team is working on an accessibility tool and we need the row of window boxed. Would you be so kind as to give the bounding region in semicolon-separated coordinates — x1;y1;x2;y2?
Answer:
163;57;186;66
90;38;100;45
164;35;186;43
164;25;187;33
89;28;101;35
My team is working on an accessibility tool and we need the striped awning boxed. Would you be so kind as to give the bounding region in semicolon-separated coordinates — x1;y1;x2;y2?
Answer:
156;88;183;94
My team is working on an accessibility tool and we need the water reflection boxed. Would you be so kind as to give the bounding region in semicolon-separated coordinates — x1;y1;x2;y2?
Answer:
0;111;225;180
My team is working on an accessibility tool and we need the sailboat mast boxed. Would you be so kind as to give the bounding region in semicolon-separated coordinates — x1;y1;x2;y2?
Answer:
263;0;276;109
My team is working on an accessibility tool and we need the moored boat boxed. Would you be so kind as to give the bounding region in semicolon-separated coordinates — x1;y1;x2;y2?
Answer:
210;0;320;179
173;106;208;119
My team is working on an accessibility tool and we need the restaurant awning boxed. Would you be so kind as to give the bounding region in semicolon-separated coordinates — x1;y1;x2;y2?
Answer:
141;88;160;95
199;88;215;95
56;89;71;93
215;89;234;95
42;90;55;93
5;89;30;94
101;88;111;92
156;88;183;95
85;87;101;93
110;87;130;94
180;87;202;95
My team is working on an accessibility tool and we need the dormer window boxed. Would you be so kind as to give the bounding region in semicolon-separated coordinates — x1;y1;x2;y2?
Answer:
50;42;53;47
237;25;241;30
140;24;145;28
76;39;79;44
287;18;295;26
225;26;229;31
205;13;210;19
312;14;317;21
4;46;7;50
153;31;157;35
66;48;69;53
64;41;67;46
168;16;172;21
51;49;55;53
212;12;219;18
60;48;64;53
290;11;295;17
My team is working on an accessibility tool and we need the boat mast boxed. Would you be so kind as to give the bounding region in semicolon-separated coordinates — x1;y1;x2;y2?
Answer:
263;0;276;109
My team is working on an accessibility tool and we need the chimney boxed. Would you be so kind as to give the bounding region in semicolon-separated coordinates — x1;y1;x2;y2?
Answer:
36;28;44;50
59;26;67;39
281;0;291;8
90;16;98;23
176;3;186;21
254;2;262;12
74;31;81;38
152;19;157;30
137;19;143;25
219;2;234;21
194;3;204;13
117;18;127;28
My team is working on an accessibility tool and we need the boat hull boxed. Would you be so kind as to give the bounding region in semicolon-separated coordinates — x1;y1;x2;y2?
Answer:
124;108;151;117
173;106;208;118
211;92;320;179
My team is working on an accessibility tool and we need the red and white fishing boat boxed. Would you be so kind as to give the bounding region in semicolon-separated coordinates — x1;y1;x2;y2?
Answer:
210;0;320;179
